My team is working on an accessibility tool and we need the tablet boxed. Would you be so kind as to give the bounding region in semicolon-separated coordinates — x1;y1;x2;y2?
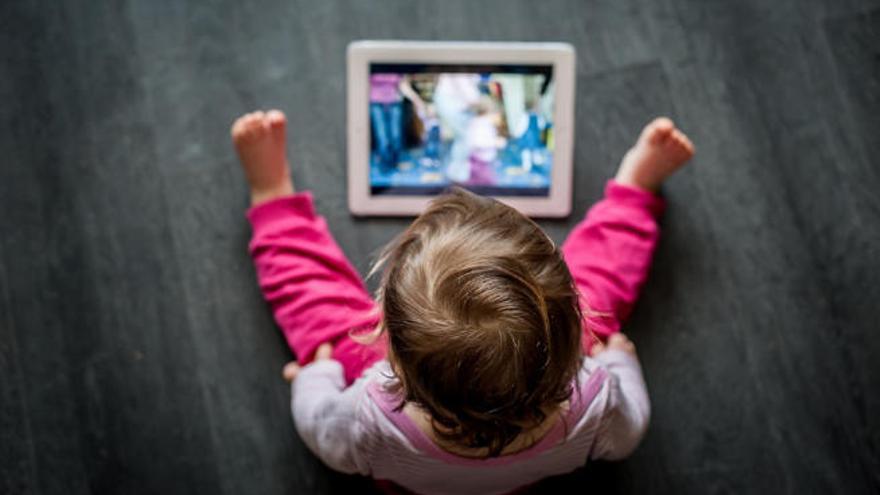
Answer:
347;41;575;217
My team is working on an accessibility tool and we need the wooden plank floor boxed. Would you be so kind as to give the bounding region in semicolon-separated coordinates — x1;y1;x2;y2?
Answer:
1;0;878;493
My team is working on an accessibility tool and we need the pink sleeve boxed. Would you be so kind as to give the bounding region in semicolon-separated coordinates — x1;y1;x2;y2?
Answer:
561;180;665;349
247;192;380;370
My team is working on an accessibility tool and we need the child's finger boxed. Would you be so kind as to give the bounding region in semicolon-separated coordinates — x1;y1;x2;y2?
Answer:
589;341;606;357
608;333;636;354
282;361;301;382
314;343;333;360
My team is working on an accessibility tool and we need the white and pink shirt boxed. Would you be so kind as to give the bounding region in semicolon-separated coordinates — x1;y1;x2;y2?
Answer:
291;349;649;495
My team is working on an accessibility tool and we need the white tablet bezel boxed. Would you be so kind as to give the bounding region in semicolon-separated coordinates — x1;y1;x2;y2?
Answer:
347;40;575;217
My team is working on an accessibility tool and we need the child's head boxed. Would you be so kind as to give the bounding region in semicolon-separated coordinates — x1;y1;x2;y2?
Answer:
373;188;583;456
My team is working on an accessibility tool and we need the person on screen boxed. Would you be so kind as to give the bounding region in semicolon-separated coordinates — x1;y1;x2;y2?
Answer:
433;73;482;182
398;76;443;168
465;95;507;185
420;104;442;167
369;73;404;172
230;109;694;494
500;74;552;176
515;98;549;173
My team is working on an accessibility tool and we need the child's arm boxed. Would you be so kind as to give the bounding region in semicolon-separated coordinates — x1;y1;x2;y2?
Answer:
399;76;427;116
287;344;373;475
588;334;651;460
562;117;693;348
561;180;664;344
248;194;380;381
232;110;382;384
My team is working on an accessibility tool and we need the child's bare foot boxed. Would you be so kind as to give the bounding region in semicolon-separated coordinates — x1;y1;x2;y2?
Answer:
614;117;695;193
231;109;295;206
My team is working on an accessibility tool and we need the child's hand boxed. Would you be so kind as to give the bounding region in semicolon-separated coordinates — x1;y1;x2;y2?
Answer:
231;110;295;206
589;333;636;357
282;343;333;382
614;117;694;193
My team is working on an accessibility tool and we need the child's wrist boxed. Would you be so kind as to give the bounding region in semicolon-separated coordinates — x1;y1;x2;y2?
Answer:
613;170;660;193
250;180;295;206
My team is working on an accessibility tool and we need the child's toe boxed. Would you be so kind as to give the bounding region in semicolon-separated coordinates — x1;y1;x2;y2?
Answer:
267;109;286;127
231;116;252;142
267;110;287;143
232;112;269;145
644;117;675;145
670;130;695;155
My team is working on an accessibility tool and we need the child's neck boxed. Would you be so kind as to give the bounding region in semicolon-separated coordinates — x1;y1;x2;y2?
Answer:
403;401;569;458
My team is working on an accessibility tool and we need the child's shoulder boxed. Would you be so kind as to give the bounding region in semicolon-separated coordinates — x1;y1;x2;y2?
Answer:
350;359;397;412
347;360;412;443
358;359;399;409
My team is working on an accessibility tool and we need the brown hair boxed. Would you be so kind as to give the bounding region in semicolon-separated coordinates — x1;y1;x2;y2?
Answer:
371;188;583;457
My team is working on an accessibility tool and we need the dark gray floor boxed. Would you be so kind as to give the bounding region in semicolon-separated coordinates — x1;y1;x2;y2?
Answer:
1;0;879;493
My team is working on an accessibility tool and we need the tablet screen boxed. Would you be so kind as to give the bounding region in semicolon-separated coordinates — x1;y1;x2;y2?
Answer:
368;63;554;197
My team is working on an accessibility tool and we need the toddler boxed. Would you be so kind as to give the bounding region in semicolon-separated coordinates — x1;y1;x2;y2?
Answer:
231;109;693;494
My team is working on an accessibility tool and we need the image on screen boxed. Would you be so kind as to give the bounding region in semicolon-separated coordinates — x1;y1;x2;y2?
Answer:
368;63;555;196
